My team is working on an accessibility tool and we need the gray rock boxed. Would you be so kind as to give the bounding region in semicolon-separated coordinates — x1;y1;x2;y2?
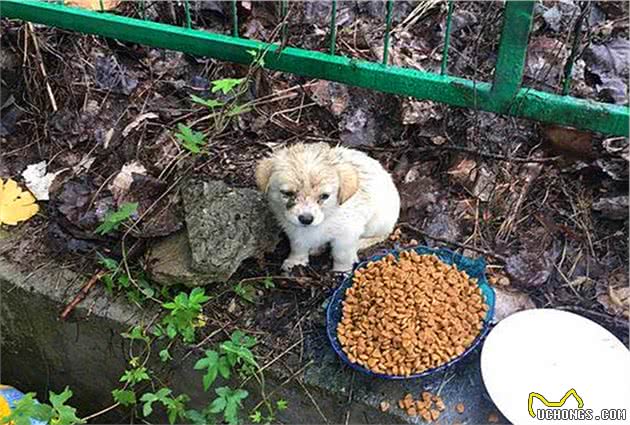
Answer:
182;179;281;281
145;230;213;287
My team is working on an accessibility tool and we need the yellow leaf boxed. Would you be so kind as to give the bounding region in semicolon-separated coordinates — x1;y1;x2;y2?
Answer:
64;0;122;11
0;178;40;226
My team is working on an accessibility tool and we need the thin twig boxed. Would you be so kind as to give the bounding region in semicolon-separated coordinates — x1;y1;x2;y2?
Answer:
441;145;561;163
400;223;507;262
28;23;57;112
298;379;330;424
251;360;314;412
556;305;628;329
59;270;107;320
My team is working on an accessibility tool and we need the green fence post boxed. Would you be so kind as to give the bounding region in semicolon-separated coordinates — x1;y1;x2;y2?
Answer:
382;0;394;65
441;0;454;75
184;0;192;29
231;0;238;37
491;0;535;112
562;3;587;95
330;0;337;55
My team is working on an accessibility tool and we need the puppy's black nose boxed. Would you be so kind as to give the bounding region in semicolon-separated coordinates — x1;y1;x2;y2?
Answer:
298;213;314;225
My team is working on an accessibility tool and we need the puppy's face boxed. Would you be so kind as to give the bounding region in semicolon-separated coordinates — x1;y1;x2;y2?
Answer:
255;144;358;227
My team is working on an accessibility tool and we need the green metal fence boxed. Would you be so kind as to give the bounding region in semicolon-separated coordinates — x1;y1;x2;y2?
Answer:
1;0;628;137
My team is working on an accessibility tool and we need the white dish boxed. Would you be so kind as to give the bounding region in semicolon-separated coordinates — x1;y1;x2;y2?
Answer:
481;309;629;425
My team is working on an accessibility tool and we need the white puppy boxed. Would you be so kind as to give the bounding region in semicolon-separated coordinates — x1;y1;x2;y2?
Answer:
255;143;400;272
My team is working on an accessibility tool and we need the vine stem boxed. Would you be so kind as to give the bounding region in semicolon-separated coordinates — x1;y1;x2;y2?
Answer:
81;402;120;422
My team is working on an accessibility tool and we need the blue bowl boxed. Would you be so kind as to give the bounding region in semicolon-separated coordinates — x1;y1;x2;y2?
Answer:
326;245;496;380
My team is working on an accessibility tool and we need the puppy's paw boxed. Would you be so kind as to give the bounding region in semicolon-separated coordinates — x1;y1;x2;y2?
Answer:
281;256;309;272
309;244;327;257
332;255;359;273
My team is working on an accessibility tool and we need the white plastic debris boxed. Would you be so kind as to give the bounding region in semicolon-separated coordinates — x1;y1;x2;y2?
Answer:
21;161;63;201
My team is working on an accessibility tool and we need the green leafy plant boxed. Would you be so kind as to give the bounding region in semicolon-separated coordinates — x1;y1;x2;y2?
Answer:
262;277;275;289
48;388;84;425
276;399;288;411
190;94;224;109
98;255;156;304
220;330;258;369
174;123;206;154
119;364;150;385
211;78;245;95
121;325;150;343
140;388;189;425
194;349;232;391
0;393;50;425
95;202;138;235
191;331;283;424
208;386;249;425
0;388;84;425
161;287;210;343
246;49;266;67
111;389;137;407
249;410;264;424
234;277;274;303
159;347;173;362
234;282;257;303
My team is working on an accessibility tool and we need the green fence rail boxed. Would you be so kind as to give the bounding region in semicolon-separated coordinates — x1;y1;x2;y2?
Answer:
1;0;628;137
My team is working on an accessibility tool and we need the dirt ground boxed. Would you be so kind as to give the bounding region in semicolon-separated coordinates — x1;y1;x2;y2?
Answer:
1;0;628;377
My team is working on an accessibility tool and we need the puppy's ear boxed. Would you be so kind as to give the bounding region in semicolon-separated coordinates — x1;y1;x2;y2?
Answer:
255;158;273;193
336;164;359;205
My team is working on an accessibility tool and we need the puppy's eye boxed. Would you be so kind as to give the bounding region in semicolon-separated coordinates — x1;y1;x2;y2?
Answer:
319;193;330;201
280;190;295;198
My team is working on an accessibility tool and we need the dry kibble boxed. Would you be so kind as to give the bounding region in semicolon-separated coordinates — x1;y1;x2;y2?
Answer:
338;252;487;376
394;390;449;421
434;397;445;411
389;228;402;241
455;402;465;414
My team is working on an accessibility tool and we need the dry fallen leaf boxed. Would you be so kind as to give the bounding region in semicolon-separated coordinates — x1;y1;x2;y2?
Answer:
447;157;477;186
0;178;40;225
65;0;121;11
543;125;594;160
108;161;147;204
596;269;630;318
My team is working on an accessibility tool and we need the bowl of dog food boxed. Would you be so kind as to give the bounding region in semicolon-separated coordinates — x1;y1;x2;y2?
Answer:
326;245;495;379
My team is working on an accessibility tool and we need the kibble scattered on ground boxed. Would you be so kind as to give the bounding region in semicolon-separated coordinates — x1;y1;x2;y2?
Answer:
337;251;488;376
394;391;447;422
